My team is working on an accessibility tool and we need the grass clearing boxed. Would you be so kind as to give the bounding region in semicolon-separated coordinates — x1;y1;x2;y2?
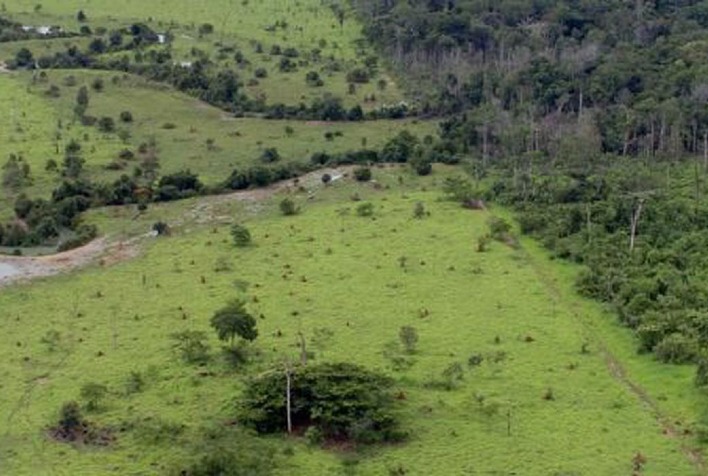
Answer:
0;167;700;475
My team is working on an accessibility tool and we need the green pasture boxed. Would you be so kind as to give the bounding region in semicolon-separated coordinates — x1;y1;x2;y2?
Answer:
0;168;701;475
0;69;434;216
1;0;405;107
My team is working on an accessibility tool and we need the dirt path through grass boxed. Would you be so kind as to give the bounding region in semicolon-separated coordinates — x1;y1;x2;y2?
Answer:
0;167;355;288
522;241;707;475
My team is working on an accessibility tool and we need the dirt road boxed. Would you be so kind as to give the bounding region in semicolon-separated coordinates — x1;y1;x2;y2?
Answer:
0;166;356;288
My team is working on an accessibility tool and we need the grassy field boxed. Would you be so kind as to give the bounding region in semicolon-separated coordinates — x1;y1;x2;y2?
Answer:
0;167;702;475
1;0;405;107
1;2;707;475
0;69;435;220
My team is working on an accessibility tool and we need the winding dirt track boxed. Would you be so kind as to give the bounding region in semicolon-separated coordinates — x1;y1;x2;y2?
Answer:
0;166;355;288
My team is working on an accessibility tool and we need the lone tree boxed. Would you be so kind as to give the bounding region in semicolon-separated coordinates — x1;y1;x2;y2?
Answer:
211;299;258;348
239;362;405;444
231;223;252;247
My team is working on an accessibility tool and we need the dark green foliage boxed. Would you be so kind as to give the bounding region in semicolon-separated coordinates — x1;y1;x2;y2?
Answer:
210;299;258;347
305;70;324;87
97;116;115;133
346;67;370;84
14;47;34;68
410;155;432;176
239;362;405;444
75;86;89;116
260;147;281;163
279;198;298;216
119;111;133;122
2;154;32;190
231;224;252;247
491;160;708;364
58;401;84;433
152;221;170;236
356;202;374;217
381;131;418;163
156;170;203;201
413;202;425;219
91;78;104;92
353;166;372;182
198;23;214;36
354;0;708;159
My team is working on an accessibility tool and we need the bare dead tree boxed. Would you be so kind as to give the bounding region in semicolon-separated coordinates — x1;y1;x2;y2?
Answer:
629;198;646;254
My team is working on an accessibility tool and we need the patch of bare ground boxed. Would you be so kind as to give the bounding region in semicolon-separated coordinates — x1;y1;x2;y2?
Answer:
0;166;361;287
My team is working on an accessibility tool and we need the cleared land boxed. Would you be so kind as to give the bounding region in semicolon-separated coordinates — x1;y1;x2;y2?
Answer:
0;1;706;475
0;167;702;475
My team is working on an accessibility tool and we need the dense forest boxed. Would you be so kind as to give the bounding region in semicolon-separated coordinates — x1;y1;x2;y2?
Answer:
354;0;708;159
353;0;708;372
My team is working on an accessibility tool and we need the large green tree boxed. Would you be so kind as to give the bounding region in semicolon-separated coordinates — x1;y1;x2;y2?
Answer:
210;299;258;347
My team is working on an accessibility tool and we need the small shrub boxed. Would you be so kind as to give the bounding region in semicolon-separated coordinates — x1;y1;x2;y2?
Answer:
152;221;170;236
353;167;372;182
356;202;374;217
410;156;432;176
399;326;418;354
231;224;252;247
413;202;425;219
119;111;133;123
97;117;115;133
279;198;298;216
467;353;484;367
260;147;280;163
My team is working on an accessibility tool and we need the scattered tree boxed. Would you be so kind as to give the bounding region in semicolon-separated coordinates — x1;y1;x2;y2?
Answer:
210;299;258;348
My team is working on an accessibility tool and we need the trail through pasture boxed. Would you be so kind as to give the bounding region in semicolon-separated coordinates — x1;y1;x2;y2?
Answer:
0;167;355;287
522;243;707;475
